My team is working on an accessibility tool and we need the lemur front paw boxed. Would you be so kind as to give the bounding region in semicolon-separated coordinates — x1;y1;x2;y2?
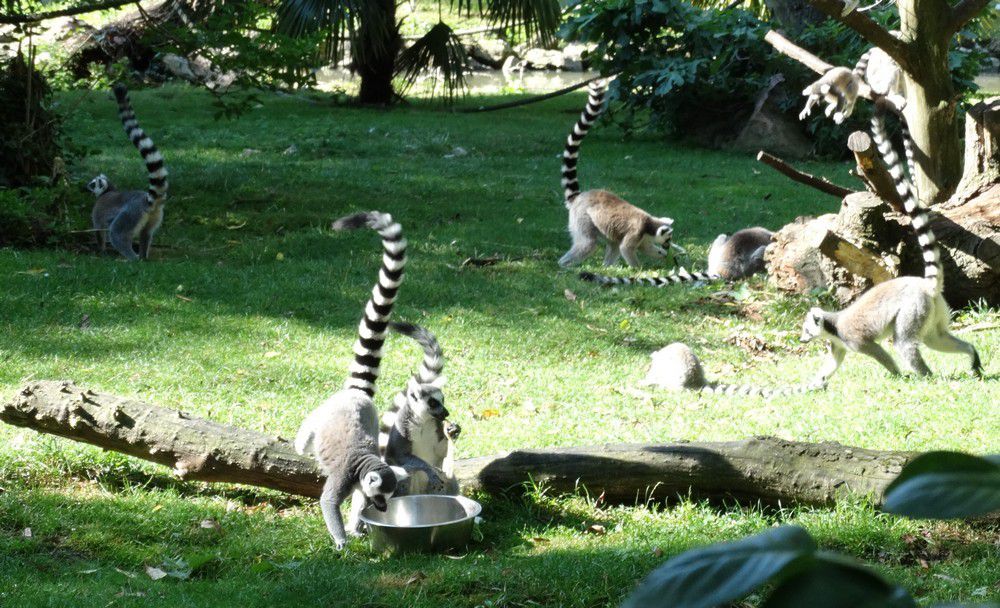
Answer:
445;422;461;440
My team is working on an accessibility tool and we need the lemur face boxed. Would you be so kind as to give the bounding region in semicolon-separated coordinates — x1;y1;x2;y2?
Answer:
361;466;409;511
86;174;111;196
652;218;674;246
406;378;448;421
800;307;826;343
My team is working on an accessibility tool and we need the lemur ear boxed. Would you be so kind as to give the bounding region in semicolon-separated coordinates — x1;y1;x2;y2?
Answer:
430;376;447;389
389;466;409;482
364;471;381;488
406;376;421;394
660;217;674;226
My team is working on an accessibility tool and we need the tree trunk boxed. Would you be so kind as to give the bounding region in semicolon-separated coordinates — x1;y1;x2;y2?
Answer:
1;381;918;507
356;0;400;105
767;99;999;307
898;0;963;204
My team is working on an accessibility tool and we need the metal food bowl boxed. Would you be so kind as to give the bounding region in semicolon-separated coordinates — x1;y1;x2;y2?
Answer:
360;494;482;554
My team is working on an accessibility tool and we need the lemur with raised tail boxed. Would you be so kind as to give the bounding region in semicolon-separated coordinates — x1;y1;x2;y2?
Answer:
87;83;169;261
294;211;410;550
558;79;681;268
799;99;982;382
379;322;460;496
643;343;826;398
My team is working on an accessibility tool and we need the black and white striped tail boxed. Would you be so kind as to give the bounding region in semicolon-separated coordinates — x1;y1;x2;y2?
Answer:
579;267;720;287
701;379;826;398
852;48;872;78
112;83;168;205
562;79;609;205
380;322;446;436
334;211;407;396
389;322;444;385
869;100;941;292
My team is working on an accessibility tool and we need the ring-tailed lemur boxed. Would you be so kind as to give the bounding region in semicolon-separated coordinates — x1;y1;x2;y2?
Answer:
800;100;982;382
294;211;410;550
707;227;774;280
580;226;775;287
559;79;683;268
379;322;460;496
87;83;169;261
642;343;826;398
800;39;907;127
578;267;720;287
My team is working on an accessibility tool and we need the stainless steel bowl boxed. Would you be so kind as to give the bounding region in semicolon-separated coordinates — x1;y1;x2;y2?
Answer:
360;494;482;554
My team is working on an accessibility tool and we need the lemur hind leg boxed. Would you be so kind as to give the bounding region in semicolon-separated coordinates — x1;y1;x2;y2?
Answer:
924;325;983;377
893;305;932;375
894;341;931;376
559;240;598;267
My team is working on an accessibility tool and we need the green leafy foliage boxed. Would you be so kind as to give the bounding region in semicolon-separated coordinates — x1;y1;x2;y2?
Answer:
560;0;988;156
561;0;774;142
762;555;915;608
624;525;923;608
883;452;1000;519
0;52;61;187
395;22;469;102
624;526;817;608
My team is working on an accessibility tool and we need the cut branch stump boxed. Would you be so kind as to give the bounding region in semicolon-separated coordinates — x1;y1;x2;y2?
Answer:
2;381;918;507
848;130;905;213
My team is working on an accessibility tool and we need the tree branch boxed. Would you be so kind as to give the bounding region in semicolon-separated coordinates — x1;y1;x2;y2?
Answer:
804;0;913;73
949;0;994;34
757;151;857;199
0;0;138;24
764;30;873;100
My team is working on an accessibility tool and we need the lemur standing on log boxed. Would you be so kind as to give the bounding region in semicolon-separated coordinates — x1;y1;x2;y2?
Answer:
558;79;684;268
294;212;410;550
87;83;169;261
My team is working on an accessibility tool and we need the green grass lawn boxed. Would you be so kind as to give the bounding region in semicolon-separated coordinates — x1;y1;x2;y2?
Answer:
1;85;997;607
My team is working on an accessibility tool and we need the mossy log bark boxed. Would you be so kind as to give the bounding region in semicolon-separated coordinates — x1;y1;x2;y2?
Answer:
2;381;916;506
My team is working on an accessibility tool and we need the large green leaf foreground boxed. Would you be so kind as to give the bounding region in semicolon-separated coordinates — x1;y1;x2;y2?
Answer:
0;380;924;506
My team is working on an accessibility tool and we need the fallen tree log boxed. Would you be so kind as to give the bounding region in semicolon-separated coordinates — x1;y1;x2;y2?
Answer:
1;381;918;507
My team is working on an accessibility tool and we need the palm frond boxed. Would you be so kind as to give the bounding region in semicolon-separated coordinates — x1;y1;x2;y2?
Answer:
274;0;391;62
394;21;468;102
452;0;562;46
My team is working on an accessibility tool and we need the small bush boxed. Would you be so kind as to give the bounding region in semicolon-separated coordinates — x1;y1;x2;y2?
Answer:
0;51;62;186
